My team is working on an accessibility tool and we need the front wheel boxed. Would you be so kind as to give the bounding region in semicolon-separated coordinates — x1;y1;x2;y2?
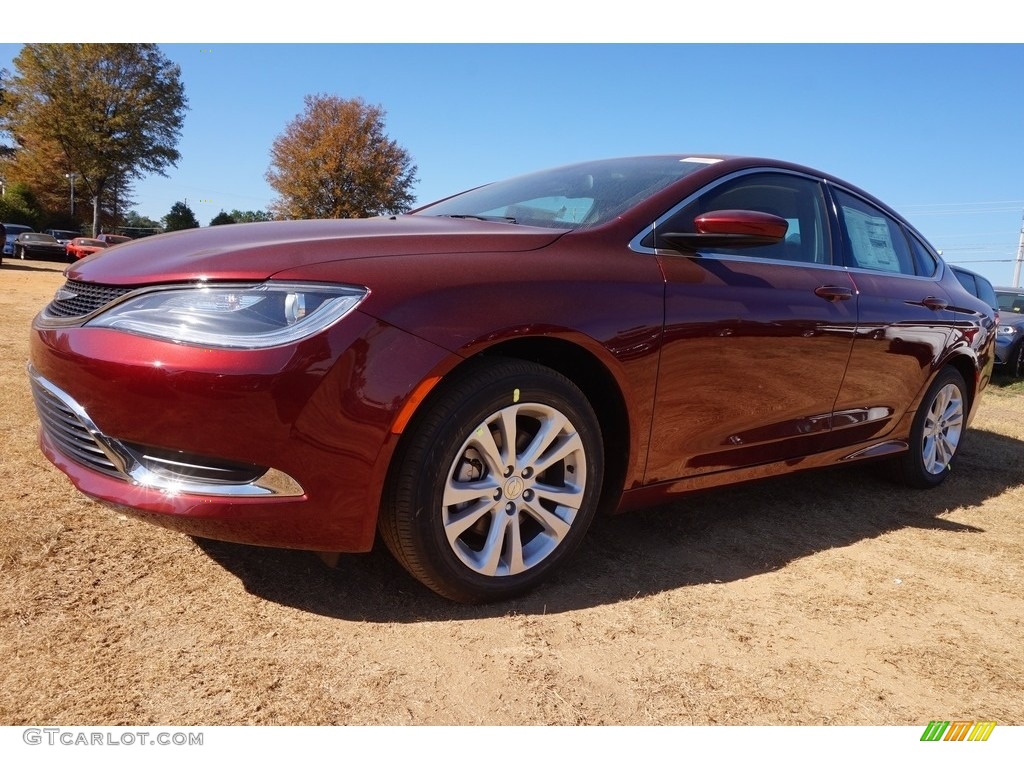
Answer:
895;367;968;488
379;359;604;603
1009;341;1024;379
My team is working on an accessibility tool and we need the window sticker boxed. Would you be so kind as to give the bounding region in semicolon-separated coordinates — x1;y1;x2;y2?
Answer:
843;206;900;272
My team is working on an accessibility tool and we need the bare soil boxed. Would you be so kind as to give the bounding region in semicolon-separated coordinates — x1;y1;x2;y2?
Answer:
2;258;1022;726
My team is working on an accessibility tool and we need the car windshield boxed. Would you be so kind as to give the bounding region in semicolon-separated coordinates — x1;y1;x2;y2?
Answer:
25;234;56;242
77;239;106;247
996;290;1024;314
413;156;715;230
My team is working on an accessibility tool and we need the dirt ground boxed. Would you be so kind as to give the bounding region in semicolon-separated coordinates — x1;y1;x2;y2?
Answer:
1;258;1022;726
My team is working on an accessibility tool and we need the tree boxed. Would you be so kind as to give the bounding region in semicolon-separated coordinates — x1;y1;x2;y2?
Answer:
209;211;237;226
0;69;16;159
0;44;187;237
0;132;79;224
0;182;39;227
122;210;162;237
163;201;199;232
228;209;273;223
123;210;162;231
266;95;417;220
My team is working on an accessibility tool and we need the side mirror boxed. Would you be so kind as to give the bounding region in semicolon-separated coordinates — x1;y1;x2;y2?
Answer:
657;209;788;252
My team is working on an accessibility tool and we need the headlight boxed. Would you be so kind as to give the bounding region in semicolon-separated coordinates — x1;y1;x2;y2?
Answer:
997;325;1019;337
86;282;367;349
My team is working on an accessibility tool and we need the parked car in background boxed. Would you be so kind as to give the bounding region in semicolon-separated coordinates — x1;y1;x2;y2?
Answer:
3;223;34;257
13;232;67;261
29;154;997;603
995;287;1024;314
94;234;133;246
65;237;109;262
994;286;1024;377
950;265;999;314
44;229;82;246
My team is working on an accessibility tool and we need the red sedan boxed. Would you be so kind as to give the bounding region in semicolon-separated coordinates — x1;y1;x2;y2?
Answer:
65;237;109;261
29;155;996;602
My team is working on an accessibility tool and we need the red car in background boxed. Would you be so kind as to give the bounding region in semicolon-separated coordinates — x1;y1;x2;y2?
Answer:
28;155;997;603
65;237;109;261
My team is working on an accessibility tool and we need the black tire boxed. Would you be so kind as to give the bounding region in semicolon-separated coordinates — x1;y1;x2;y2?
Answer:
15;245;24;260
1009;340;1024;379
379;358;604;603
895;367;968;489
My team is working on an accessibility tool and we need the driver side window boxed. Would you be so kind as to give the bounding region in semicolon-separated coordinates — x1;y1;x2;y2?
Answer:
652;172;832;265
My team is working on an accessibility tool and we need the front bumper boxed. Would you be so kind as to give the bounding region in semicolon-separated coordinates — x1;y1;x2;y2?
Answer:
994;333;1019;365
29;311;453;551
31;368;304;498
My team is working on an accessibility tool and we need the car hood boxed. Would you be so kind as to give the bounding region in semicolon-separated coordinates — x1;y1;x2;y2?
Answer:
66;216;565;285
1000;310;1024;327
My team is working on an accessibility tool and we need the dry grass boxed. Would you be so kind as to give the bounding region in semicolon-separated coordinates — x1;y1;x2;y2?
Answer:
1;258;1023;725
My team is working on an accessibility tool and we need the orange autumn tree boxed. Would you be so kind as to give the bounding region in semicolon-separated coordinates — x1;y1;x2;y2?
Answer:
266;94;417;220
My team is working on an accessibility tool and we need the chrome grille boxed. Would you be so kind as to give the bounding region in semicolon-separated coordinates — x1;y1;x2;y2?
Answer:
30;376;121;476
47;280;135;319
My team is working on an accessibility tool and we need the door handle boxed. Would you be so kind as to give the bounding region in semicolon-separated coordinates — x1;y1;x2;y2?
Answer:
814;285;854;301
917;296;949;311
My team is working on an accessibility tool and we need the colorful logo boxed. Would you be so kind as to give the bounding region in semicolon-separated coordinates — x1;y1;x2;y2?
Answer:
921;721;996;741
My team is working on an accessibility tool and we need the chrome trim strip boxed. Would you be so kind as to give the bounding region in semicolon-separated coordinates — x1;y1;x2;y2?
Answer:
29;365;304;498
629;166;944;284
30;367;135;476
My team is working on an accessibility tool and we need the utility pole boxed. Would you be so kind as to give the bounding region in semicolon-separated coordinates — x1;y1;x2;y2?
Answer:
65;173;77;219
1014;209;1024;288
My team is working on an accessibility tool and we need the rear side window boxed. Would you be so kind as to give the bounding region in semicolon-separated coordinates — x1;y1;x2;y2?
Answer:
952;268;977;295
907;233;939;278
834;189;914;275
953;267;999;310
974;275;998;310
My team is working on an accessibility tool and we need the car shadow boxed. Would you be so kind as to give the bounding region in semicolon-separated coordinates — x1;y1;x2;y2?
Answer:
194;426;1024;621
1;260;69;273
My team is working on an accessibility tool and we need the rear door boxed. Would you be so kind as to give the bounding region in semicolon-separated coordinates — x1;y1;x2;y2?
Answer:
823;186;953;448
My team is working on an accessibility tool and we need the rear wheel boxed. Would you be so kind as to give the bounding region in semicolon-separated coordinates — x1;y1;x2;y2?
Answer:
379;359;604;603
896;367;967;488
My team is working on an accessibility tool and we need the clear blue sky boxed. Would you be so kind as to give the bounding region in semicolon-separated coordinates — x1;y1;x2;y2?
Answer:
2;42;1023;286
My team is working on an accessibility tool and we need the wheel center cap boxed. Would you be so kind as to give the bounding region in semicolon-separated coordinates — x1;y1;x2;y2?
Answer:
504;477;525;500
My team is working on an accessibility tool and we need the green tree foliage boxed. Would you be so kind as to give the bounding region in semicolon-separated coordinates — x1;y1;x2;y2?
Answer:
209;211;237;226
121;210;163;237
0;44;187;236
123;210;162;231
266;94;417;220
228;209;273;223
0;181;41;227
163;201;199;232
